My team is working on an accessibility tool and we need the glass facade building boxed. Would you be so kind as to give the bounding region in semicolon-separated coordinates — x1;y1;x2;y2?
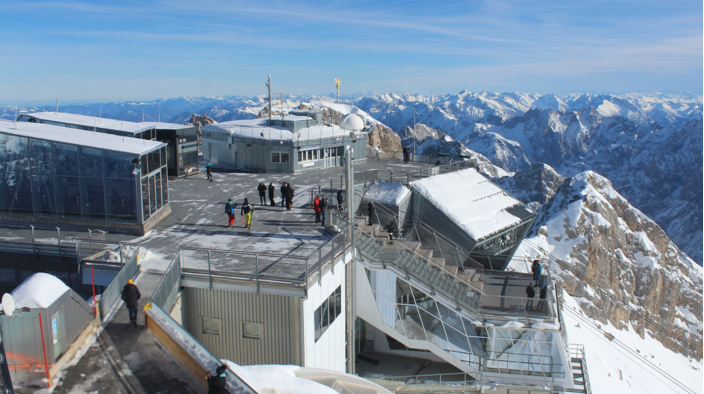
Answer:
0;121;169;232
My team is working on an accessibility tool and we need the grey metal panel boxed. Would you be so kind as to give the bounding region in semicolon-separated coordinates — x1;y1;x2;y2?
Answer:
182;287;302;366
411;191;478;257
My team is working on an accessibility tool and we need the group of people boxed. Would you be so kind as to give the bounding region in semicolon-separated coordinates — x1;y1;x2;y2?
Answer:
525;259;548;312
312;190;346;225
256;182;294;209
224;198;254;229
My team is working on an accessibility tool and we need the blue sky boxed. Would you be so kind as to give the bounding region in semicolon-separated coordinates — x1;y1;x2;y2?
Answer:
0;0;701;103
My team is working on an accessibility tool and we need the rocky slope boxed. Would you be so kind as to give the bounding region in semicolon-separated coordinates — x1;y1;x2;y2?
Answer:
512;171;703;359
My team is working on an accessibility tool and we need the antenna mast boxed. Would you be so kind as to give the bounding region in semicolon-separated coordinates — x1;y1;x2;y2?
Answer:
55;98;58;114
413;107;416;157
266;75;272;125
334;78;341;104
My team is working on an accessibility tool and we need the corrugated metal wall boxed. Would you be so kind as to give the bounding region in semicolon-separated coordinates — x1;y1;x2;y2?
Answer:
181;287;302;366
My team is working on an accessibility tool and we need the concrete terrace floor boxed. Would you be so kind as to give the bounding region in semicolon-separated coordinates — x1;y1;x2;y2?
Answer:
2;158;436;393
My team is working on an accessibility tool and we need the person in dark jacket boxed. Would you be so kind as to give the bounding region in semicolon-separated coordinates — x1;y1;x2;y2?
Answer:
257;182;267;205
205;162;213;182
241;198;253;229
525;282;536;311
531;260;544;289
367;202;375;226
319;198;328;225
336;190;344;206
386;220;397;242
286;183;294;210
538;286;548;312
207;364;227;394
121;279;141;326
279;182;288;207
268;183;276;206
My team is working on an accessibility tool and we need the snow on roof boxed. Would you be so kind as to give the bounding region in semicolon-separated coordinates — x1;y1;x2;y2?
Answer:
223;363;338;394
411;168;525;240
204;118;351;142
11;273;69;309
26;112;154;134
0;120;165;155
138;122;194;130
364;181;411;205
308;101;378;126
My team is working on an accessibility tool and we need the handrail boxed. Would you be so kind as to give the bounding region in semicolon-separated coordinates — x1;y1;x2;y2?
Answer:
97;247;140;321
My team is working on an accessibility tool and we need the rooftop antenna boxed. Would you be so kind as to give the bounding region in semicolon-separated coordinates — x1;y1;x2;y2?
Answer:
334;78;341;104
142;109;144;122
266;75;272;125
158;106;161;123
99;106;102;123
13;102;18;129
413;107;416;158
55;98;58;115
280;93;284;121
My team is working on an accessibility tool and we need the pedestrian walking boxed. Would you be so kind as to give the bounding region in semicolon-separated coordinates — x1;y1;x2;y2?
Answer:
224;199;236;227
286;183;294;210
121;279;141;326
206;162;213;182
268;183;276;206
402;147;410;163
367;202;375;226
257;182;267;205
525;283;536;311
241;198;253;229
336;190;344;206
207;365;228;394
314;195;321;222
319;198;328;225
279;182;288;207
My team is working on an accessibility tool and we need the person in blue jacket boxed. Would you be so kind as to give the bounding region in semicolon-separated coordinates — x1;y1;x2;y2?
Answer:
206;162;213;182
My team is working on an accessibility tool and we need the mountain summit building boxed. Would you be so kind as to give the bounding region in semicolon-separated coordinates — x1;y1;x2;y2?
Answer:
201;112;368;173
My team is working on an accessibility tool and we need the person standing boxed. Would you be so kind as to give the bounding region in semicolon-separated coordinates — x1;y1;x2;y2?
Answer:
386;220;397;243
336;190;344;207
279;182;288;207
268;183;276;206
538;286;548;313
241;198;253;229
257;182;267;205
525;283;536;311
207;365;227;394
319;198;328;225
224;199;236;227
121;279;141;326
531;260;544;289
313;195;321;222
286;183;294;210
206;162;213;182
367;202;375;226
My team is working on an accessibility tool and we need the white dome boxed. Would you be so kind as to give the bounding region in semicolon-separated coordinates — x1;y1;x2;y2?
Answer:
339;114;364;132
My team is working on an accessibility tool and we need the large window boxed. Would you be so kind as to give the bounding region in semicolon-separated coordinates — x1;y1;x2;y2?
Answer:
314;286;342;341
271;152;290;164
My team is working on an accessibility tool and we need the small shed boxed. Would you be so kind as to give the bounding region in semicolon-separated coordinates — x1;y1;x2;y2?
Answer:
0;273;95;385
360;181;412;230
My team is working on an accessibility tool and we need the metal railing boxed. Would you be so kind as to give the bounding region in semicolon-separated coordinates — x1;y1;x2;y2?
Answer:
97;247;140;321
569;344;592;394
367;148;463;165
151;253;182;313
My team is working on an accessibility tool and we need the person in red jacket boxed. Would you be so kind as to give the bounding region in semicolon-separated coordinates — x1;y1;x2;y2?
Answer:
313;195;321;222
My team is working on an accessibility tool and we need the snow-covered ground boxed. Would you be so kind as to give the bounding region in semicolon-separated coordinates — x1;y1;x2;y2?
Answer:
561;291;702;394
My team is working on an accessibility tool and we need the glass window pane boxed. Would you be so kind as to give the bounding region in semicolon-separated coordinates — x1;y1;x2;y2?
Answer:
160;147;166;165
314;307;321;341
149;175;157;214
142;177;150;220
298;150;302;162
103;151;134;178
107;179;136;220
155;173;162;210
271;152;280;163
313;150;318;160
161;168;168;206
148;151;160;173
140;156;147;175
81;177;105;218
32;175;55;216
30;139;53;176
79;147;103;177
55;176;81;217
281;153;290;163
54;143;78;176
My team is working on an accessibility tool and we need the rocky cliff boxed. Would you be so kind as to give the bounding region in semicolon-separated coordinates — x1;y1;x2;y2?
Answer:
514;171;703;359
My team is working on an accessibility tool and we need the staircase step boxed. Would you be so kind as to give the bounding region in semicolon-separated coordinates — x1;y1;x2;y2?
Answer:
416;248;433;260
398;240;422;252
443;265;458;275
429;257;445;268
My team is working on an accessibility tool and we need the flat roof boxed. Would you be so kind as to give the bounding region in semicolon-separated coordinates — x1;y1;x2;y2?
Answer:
138;122;195;130
24;112;154;134
204;118;354;142
0;120;165;155
411;168;529;240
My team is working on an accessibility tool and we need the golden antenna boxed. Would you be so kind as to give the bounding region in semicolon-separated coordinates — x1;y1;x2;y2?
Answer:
334;78;341;104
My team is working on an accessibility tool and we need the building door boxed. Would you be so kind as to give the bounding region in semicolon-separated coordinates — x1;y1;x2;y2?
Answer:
324;148;333;168
209;143;219;165
235;151;245;170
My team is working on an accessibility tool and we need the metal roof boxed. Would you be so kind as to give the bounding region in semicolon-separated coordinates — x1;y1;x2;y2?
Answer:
24;112;154;134
0;120;165;155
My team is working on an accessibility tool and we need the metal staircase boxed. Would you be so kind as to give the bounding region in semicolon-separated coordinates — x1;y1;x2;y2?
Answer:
566;345;591;394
